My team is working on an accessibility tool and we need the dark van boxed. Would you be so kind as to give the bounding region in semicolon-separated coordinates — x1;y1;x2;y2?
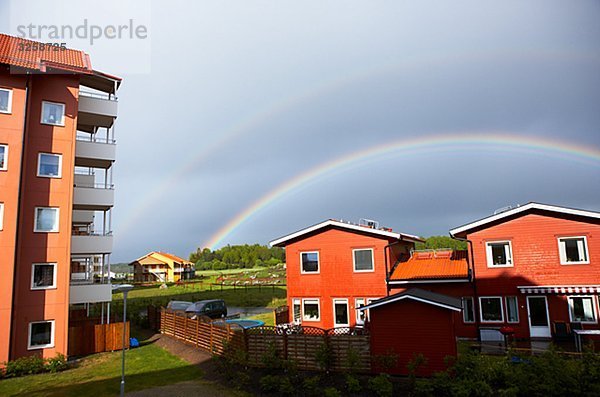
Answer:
185;299;227;319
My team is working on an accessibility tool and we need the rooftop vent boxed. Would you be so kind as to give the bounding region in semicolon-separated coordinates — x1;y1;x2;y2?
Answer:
359;218;379;229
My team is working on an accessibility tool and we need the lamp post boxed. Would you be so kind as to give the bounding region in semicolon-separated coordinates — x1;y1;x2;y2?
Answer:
114;284;134;397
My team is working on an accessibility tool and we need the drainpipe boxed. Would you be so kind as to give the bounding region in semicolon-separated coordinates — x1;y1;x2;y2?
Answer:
452;235;481;342
9;74;32;360
384;240;403;297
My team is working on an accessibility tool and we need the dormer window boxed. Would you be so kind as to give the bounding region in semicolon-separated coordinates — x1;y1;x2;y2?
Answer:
486;241;513;267
558;237;589;265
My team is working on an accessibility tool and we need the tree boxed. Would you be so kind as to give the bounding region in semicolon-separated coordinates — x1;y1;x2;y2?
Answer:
415;236;468;251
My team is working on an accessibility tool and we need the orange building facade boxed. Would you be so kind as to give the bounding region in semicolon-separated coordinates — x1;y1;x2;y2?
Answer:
0;34;121;361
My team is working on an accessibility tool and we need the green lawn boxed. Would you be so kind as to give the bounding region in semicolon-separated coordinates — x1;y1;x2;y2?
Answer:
0;343;216;397
246;311;275;326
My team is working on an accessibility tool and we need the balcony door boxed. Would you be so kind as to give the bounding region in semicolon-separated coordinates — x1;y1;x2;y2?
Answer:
527;296;551;338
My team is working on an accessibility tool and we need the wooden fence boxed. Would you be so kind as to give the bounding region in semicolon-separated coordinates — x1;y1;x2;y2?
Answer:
160;309;370;372
68;321;130;356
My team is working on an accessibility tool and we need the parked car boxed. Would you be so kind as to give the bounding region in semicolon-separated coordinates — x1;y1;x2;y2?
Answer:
166;300;192;312
185;299;227;319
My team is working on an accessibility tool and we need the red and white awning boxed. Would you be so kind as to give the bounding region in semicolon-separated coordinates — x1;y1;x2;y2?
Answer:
518;285;600;294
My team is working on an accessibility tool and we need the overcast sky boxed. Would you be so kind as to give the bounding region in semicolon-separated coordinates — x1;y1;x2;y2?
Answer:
2;1;600;262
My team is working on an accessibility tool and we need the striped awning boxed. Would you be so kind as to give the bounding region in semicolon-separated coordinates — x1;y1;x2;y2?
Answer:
518;285;600;294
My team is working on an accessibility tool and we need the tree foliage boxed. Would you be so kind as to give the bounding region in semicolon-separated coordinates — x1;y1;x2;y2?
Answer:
190;244;285;270
415;236;467;251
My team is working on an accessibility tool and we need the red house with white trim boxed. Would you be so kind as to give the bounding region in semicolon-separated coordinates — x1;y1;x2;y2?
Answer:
270;219;423;329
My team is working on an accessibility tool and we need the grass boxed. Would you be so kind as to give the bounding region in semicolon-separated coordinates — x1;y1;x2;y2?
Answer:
246;311;275;326
0;343;222;397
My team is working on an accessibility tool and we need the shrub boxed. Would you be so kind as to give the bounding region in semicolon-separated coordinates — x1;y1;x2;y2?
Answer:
369;373;394;397
345;373;361;393
323;387;341;397
261;341;283;370
259;374;280;393
46;353;68;373
315;341;335;371
278;376;295;395
344;346;362;373
4;355;46;378
302;375;321;396
372;349;398;372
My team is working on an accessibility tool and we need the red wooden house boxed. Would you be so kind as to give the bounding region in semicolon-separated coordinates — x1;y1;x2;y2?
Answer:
270;219;423;329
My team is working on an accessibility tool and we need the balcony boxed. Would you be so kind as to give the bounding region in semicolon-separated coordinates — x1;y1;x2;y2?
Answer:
75;138;116;169
71;233;113;255
77;91;118;132
72;210;95;224
73;174;114;211
70;284;112;304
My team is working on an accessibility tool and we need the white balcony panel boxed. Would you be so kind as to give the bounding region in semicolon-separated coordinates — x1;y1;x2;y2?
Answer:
73;186;114;211
70;284;112;304
75;140;116;168
77;94;118;131
71;235;113;254
72;210;94;224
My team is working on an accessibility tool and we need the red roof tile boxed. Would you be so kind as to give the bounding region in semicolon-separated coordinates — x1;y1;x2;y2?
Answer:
390;250;469;281
0;34;93;74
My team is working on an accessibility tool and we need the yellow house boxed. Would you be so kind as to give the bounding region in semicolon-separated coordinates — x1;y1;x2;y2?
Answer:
130;252;194;282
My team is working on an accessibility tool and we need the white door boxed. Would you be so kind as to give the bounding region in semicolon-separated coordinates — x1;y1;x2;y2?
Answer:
527;296;551;338
333;299;349;327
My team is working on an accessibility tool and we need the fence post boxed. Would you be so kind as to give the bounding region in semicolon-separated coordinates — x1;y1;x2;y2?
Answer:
184;315;188;342
196;318;200;347
210;322;214;353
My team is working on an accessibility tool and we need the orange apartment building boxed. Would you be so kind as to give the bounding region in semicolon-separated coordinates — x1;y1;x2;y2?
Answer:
0;34;121;361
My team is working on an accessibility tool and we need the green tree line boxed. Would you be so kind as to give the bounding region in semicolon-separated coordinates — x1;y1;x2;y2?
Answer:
415;236;468;251
190;244;285;271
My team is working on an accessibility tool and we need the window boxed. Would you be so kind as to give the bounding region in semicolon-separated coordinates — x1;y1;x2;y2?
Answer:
506;296;519;323
302;299;320;321
41;101;65;126
479;297;504;323
558;237;589;264
28;320;54;349
333;298;349;327
37;153;62;178
300;251;319;273
31;263;57;290
0;144;7;170
0;202;3;231
0;88;12;113
568;296;597;323
486;241;513;267
292;299;301;324
461;297;475;323
353;248;374;272
34;207;59;232
356;298;367;325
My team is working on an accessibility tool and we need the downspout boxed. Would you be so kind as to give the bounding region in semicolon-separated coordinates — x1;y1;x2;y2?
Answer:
384;240;403;297
453;235;481;342
9;74;32;360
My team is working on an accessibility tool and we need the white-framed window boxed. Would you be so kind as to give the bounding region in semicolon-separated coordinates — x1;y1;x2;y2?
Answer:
461;297;475;323
333;298;349;327
34;207;59;232
37;153;62;178
292;298;301;324
0;144;7;171
302;298;320;321
300;251;319;274
486;241;513;267
558;237;589;265
0;202;4;231
41;101;65;126
479;296;504;323
0;88;13;114
28;320;55;350
568;296;597;324
356;298;367;325
353;248;374;272
505;296;519;323
31;263;57;290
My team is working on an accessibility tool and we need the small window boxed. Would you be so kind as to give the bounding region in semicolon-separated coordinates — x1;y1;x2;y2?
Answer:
34;207;59;232
302;299;320;321
479;296;504;323
0;202;4;231
292;299;301;324
31;263;57;289
461;297;475;323
28;321;54;349
37;153;62;178
300;252;319;273
0;144;7;170
559;237;589;264
506;296;519;323
41;101;65;126
333;298;349;327
569;296;597;323
0;88;12;114
353;248;374;272
356;298;366;325
486;241;513;267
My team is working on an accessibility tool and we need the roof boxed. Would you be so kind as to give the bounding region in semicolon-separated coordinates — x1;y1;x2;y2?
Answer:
450;202;600;238
155;252;193;264
130;251;193;265
389;250;469;283
359;288;462;312
270;219;424;247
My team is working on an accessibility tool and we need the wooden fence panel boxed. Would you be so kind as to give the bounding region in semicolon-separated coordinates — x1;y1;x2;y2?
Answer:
68;321;130;356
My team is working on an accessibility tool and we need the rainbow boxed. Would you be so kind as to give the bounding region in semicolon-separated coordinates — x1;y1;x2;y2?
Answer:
203;133;600;249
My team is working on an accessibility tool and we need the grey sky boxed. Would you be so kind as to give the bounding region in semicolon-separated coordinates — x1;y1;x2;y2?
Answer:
2;1;599;261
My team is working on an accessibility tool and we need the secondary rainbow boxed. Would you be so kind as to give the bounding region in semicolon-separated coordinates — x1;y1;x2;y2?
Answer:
203;133;600;249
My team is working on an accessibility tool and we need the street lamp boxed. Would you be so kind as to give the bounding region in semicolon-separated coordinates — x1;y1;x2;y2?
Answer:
114;284;134;397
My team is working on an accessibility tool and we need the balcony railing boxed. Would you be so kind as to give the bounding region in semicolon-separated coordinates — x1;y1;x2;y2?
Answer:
79;90;119;101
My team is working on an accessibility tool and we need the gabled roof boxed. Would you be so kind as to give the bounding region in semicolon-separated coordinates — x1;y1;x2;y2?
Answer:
450;202;600;238
389;250;469;283
270;219;423;247
130;251;193;265
359;288;462;312
155;251;193;264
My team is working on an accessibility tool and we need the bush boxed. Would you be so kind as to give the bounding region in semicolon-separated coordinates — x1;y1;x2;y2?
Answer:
302;375;321;396
315;342;335;371
345;373;361;393
369;373;394;397
278;376;295;395
259;375;281;393
45;353;68;373
323;387;341;397
4;355;46;378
